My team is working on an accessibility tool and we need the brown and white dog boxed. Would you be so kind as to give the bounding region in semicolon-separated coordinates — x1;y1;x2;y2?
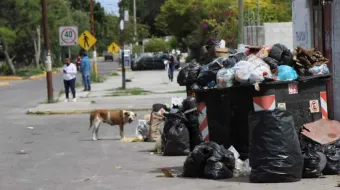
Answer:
89;109;137;141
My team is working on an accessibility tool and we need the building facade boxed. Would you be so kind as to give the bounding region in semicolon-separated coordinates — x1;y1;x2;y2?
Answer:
292;0;339;119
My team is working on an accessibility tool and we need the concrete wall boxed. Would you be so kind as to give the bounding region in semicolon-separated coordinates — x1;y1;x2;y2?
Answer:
243;22;293;51
243;26;265;46
292;0;313;48
264;22;293;51
332;1;340;119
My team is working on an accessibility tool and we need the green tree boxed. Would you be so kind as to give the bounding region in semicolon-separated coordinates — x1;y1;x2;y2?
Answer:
144;38;170;53
118;0;165;36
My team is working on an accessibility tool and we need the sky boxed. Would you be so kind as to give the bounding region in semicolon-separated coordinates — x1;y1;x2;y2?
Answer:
97;0;119;15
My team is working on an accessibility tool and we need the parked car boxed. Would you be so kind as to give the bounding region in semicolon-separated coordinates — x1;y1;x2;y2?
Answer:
131;53;180;71
104;52;114;62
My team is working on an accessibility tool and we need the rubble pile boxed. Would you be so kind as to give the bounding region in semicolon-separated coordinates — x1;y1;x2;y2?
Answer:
294;46;329;76
177;43;331;90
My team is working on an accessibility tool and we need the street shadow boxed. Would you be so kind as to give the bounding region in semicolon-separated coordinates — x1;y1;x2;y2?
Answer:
138;149;155;153
78;138;120;142
148;166;183;175
220;176;250;183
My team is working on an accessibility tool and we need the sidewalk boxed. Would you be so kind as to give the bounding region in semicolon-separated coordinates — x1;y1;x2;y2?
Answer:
27;70;186;114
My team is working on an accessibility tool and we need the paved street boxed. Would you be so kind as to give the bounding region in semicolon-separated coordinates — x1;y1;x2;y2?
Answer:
0;61;339;189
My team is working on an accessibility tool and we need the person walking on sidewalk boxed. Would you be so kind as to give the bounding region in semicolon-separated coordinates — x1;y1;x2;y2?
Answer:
80;52;92;91
62;57;77;102
168;54;176;82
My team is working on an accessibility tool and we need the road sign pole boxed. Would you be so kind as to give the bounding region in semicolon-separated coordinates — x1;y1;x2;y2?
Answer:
90;0;98;79
41;0;53;103
120;18;126;90
68;46;71;59
121;42;126;89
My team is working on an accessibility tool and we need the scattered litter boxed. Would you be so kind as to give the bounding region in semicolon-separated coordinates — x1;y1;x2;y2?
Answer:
27;127;34;130
161;168;174;178
120;137;144;143
135;120;149;141
16;150;28;155
233;159;251;177
116;166;122;169
302;119;340;145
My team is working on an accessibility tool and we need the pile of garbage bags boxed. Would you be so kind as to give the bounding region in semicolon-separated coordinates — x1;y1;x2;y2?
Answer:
301;139;340;177
161;97;203;156
177;43;330;89
180;142;235;179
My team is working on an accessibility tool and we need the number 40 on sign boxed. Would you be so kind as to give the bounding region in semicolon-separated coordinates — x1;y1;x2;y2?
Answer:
59;26;78;46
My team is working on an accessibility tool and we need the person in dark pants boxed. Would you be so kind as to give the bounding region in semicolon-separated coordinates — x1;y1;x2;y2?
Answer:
80;52;92;91
62;57;77;102
168;54;175;82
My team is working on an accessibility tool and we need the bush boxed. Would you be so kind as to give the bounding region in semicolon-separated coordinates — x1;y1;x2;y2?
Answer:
144;38;170;53
90;72;105;83
132;45;143;54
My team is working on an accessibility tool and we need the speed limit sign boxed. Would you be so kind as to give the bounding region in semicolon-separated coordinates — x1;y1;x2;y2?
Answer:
59;26;78;46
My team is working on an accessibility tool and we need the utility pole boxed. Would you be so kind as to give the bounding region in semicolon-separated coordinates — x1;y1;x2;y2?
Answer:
120;10;128;90
41;0;54;103
133;0;137;40
256;0;260;46
238;0;244;44
90;0;98;78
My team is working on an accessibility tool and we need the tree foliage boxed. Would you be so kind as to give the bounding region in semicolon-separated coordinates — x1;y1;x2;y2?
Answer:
118;0;165;36
0;0;123;75
144;38;170;53
156;0;292;50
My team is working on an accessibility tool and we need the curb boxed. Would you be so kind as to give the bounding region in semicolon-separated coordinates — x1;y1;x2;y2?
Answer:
0;69;61;81
0;82;10;86
117;67;131;72
29;70;61;80
0;76;23;80
26;108;151;115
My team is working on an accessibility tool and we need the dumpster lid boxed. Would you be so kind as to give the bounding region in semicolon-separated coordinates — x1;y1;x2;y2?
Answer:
298;73;331;83
192;74;330;93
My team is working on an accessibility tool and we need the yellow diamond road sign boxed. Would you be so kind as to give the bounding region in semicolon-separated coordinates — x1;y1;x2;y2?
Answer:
78;30;97;51
108;42;120;55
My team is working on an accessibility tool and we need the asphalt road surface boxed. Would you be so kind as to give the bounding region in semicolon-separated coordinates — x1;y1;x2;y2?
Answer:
0;60;338;189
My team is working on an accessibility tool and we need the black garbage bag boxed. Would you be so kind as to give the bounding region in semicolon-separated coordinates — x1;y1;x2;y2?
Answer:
263;57;279;71
204;161;233;180
227;48;237;54
152;103;169;112
181;141;235;179
223;52;247;68
322;144;340;175
268;43;294;66
197;60;223;86
162;112;190;156
177;59;201;86
302;144;323;178
182;97;203;151
181;143;213;178
249;109;303;183
206;142;235;170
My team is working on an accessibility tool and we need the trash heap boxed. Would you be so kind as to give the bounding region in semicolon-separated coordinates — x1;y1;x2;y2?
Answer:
177;43;330;90
135;97;204;155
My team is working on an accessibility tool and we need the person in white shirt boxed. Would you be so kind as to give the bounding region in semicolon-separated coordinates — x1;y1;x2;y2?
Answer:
62;57;77;102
